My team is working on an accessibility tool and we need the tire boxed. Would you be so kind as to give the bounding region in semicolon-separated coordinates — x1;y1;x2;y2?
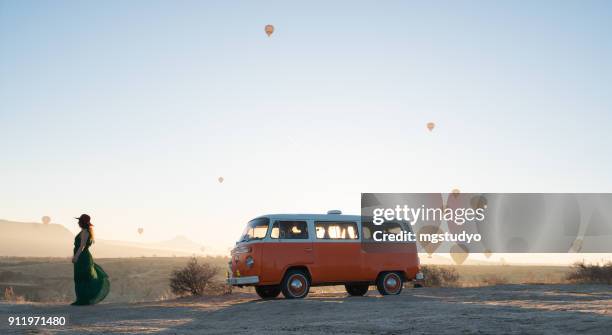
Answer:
345;283;369;296
281;269;310;299
376;272;403;295
255;285;281;299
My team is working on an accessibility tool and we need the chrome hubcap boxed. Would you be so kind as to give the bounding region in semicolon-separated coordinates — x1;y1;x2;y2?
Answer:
290;278;303;290
384;274;401;294
288;274;307;297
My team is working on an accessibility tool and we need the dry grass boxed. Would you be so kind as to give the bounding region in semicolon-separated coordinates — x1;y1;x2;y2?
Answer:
567;261;612;284
2;257;607;303
419;264;575;287
0;256;230;303
450;265;570;286
420;265;460;287
479;275;509;286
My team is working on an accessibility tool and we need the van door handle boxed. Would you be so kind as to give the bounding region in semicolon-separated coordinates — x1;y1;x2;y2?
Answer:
304;247;313;252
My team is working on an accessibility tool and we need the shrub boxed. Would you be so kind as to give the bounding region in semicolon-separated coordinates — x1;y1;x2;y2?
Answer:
567;261;612;284
420;265;459;287
3;286;25;302
169;257;219;296
4;287;14;300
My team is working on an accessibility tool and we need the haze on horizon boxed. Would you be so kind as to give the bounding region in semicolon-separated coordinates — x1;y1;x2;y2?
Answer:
1;1;612;262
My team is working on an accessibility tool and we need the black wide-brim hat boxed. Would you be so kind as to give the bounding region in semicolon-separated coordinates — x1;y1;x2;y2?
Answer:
74;214;91;224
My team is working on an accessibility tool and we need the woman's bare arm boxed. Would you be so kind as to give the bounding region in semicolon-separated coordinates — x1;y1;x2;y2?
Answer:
72;230;89;263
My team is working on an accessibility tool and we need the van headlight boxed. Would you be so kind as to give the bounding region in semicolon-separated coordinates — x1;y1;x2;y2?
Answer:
234;245;252;254
246;256;254;268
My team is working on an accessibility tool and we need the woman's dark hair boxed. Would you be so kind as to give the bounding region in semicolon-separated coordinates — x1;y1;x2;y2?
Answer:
77;214;93;229
76;214;95;240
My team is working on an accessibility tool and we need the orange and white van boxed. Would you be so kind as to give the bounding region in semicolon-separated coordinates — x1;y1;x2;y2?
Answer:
227;210;423;299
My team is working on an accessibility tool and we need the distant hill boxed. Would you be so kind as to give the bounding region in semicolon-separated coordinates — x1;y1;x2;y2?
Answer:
0;220;74;257
0;219;209;258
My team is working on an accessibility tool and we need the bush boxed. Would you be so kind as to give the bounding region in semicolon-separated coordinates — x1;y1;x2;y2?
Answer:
169;257;219;296
567;261;612;284
4;287;14;300
420;265;459;287
3;286;25;302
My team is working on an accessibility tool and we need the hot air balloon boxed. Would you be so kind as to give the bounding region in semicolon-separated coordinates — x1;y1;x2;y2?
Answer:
426;122;435;132
41;216;51;225
138;227;144;235
450;244;469;265
218;176;224;183
470;195;488;209
447;191;485;256
570;238;583;253
265;24;274;37
484;249;493;258
417;225;444;258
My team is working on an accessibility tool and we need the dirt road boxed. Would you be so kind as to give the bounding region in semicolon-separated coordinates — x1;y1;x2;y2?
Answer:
1;284;610;334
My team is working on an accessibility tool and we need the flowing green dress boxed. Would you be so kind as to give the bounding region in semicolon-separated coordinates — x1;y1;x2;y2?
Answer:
72;231;110;305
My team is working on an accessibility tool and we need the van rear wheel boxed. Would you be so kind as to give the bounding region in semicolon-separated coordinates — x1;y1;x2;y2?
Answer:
281;269;310;299
255;285;281;299
376;272;403;295
345;283;369;296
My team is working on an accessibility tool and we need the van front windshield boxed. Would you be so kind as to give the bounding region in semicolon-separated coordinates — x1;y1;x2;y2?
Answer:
239;218;270;242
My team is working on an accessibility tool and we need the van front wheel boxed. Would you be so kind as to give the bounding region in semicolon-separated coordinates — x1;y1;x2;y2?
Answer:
281;270;310;299
255;285;281;299
376;272;403;295
345;283;369;296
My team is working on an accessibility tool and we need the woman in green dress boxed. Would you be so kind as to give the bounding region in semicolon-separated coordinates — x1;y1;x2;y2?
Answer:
71;214;110;305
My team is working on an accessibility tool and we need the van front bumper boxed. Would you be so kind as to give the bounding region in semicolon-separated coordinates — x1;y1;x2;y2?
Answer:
227;275;260;286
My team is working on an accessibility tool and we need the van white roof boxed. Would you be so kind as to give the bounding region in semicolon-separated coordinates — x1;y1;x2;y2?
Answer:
258;214;361;221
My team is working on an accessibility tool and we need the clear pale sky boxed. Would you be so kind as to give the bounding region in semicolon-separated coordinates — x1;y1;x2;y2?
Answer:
1;1;612;255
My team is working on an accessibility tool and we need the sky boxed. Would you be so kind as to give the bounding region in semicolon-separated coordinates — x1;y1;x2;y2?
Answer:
1;1;612;256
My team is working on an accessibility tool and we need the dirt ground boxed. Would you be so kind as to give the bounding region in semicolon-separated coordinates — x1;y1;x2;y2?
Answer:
1;284;610;334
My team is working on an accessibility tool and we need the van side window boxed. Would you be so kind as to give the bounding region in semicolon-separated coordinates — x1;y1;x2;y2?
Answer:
314;221;359;240
270;221;309;239
361;220;409;242
362;226;372;239
385;222;403;234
